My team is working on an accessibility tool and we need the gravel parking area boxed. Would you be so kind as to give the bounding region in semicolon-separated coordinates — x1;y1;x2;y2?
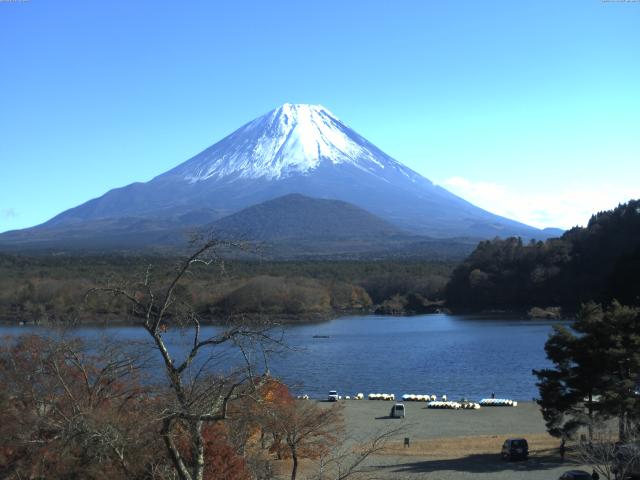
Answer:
309;400;591;480
337;399;549;440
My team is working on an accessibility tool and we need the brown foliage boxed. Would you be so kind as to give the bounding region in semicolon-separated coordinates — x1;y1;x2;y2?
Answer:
216;276;332;315
202;423;251;480
259;399;343;480
173;422;252;480
0;334;265;480
0;335;164;479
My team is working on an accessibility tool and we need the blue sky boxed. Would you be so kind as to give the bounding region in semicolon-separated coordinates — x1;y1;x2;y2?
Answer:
1;0;639;232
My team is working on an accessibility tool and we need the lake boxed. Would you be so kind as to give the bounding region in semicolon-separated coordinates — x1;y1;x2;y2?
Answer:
0;314;564;401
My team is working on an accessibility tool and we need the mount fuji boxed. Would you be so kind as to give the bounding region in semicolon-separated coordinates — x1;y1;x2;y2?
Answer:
1;103;557;253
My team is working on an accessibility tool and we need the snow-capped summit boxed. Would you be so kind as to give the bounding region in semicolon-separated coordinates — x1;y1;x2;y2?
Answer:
167;103;416;182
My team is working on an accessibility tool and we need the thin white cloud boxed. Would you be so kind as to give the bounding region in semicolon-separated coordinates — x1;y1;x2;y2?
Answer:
1;208;17;220
440;177;639;230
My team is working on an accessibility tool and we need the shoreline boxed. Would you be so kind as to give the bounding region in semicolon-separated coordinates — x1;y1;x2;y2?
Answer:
0;312;343;328
0;309;574;328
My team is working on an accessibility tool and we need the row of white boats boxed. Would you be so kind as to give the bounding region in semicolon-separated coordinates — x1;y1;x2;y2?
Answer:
427;401;481;409
402;394;445;402
479;398;518;407
296;392;518;409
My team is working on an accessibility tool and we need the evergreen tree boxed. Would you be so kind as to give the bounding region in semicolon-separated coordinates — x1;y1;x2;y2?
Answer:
534;301;640;442
446;199;640;311
589;301;640;440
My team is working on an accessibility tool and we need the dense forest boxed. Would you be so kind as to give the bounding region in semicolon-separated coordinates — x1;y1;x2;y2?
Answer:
445;200;640;312
0;255;453;324
3;200;638;323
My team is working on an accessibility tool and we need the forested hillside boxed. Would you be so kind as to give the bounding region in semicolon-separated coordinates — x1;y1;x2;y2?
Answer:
445;200;640;311
0;255;453;324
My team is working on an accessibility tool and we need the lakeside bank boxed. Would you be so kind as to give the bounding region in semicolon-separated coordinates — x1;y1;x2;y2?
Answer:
286;400;589;480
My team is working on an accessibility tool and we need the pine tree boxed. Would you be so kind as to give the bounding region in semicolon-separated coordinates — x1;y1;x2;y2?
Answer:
534;301;640;442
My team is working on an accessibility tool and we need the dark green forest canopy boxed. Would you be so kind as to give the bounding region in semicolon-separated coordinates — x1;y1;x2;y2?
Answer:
445;199;640;311
534;301;640;445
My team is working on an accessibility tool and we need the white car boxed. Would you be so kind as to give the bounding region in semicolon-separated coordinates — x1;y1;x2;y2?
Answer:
390;402;406;418
327;390;339;402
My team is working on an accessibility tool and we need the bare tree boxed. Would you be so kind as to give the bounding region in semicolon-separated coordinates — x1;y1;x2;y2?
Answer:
87;239;280;480
310;424;407;480
259;399;344;480
575;420;640;480
0;334;160;479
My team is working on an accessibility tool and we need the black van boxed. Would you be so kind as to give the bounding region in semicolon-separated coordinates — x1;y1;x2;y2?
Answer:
501;438;529;461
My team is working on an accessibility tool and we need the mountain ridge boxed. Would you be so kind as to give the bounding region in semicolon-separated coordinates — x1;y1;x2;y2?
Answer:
1;103;561;251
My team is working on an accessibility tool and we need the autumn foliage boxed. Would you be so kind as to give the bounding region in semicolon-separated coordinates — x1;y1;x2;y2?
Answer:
0;335;258;480
0;335;346;480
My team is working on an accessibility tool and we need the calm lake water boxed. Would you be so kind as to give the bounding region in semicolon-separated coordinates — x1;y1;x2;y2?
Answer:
0;314;564;401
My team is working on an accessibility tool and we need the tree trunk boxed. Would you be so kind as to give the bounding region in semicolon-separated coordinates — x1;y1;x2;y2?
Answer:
161;418;192;480
619;410;627;442
274;433;282;459
588;392;594;441
291;451;298;480
191;420;205;480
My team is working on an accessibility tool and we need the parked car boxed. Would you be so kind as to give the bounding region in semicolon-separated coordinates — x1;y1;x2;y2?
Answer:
327;390;339;402
501;438;529;461
389;402;405;418
558;470;592;480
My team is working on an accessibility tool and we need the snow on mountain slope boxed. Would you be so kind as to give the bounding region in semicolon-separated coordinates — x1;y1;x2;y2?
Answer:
166;103;418;183
1;102;559;246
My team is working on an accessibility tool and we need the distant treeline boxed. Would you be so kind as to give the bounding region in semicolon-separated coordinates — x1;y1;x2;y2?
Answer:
445;199;640;312
6;200;636;323
0;255;453;324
